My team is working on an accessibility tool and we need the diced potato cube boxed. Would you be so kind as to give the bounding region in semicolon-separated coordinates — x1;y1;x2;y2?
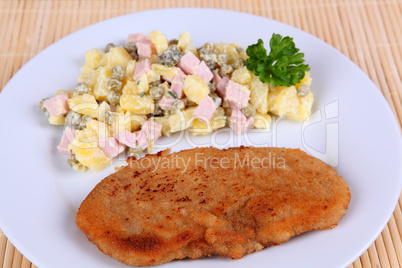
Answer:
169;107;196;133
268;86;299;117
55;89;74;97
290;92;314;121
253;113;272;129
69;123;98;150
99;46;132;68
130;114;147;132
182;75;210;104
154;116;171;136
125;60;137;81
93;66;112;101
249;74;269;114
68;126;111;171
78;49;105;81
122;80;141;95
111;112;132;135
86;119;111;140
190;107;226;135
137;73;149;93
231;67;252;85
268;86;314;121
68;94;99;117
74;147;111;171
151;64;179;80
147;70;161;84
148;31;168;53
120;94;154;115
48;115;65;125
177;31;198;56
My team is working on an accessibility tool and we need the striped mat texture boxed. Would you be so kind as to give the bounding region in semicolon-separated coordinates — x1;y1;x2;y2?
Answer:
0;0;401;267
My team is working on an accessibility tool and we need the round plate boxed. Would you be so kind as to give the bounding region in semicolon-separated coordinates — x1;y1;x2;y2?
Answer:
0;8;401;268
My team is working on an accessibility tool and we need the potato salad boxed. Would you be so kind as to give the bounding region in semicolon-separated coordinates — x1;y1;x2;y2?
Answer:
39;31;313;172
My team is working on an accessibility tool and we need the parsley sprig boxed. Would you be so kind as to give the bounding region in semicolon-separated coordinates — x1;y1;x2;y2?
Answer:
246;33;310;87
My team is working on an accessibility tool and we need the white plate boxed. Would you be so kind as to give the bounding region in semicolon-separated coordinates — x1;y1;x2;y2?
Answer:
0;8;401;268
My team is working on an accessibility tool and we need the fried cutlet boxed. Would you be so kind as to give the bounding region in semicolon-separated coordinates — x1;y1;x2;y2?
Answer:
75;147;351;266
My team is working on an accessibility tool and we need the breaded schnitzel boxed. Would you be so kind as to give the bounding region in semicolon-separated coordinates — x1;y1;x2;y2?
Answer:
76;147;350;266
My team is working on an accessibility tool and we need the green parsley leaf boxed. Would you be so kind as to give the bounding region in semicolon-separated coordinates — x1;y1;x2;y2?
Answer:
246;34;310;87
140;92;145;97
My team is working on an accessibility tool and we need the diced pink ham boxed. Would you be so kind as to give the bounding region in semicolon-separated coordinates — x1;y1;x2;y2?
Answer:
158;95;176;110
43;94;69;116
126;33;146;44
142;119;162;140
114;130;138;148
176;52;212;83
170;69;186;98
224;80;250;109
136;39;153;60
229;108;254;135
57;127;76;154
176;52;200;75
98;137;126;158
212;70;222;85
216;76;230;99
193;96;217;124
133;59;151;81
195;61;213;83
136;119;162;150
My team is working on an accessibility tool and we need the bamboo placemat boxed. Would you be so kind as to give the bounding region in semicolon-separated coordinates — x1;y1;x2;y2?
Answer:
0;0;401;267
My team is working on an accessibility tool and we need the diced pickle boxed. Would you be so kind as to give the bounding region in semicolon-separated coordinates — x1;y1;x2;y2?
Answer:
65;111;91;130
242;104;256;117
108;78;122;92
65;111;82;129
297;84;310;97
67;154;89;172
170;100;185;114
111;66;125;80
105;43;115;53
128;147;143;158
208;83;216;93
217;52;230;66
80;115;92;129
199;42;214;55
102;110;115;125
67;154;80;167
168;39;179;46
185;98;197;107
38;98;49;117
156;45;183;67
219;64;234;77
236;46;245;54
149;86;164;100
107;91;121;106
233;58;246;69
152;104;164;116
124;44;138;61
210;94;222;107
124;42;138;60
75;82;91;95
